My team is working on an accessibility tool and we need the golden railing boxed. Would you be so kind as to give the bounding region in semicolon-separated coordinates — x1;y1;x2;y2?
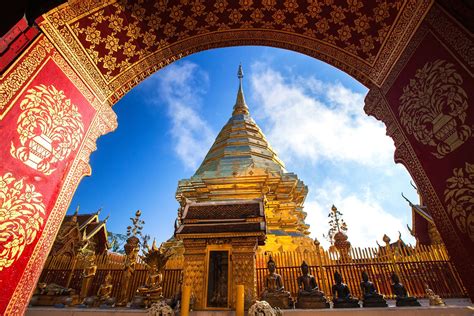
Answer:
37;243;466;303
38;253;183;300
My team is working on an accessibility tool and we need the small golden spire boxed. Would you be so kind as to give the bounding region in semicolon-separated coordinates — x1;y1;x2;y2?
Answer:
232;63;250;116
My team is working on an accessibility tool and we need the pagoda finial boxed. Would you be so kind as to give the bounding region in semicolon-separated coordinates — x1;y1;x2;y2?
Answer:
237;63;244;80
232;63;249;116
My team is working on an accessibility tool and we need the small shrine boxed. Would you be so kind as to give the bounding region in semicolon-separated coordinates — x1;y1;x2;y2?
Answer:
175;199;266;310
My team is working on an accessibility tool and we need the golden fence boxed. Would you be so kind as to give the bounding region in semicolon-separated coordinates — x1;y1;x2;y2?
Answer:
39;253;183;301
38;243;466;303
255;243;466;299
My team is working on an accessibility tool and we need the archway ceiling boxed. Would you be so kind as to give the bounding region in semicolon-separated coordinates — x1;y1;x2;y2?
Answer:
39;0;431;105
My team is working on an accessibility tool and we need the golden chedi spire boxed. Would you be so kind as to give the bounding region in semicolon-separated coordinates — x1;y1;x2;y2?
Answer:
177;64;314;253
194;64;285;177
232;64;249;116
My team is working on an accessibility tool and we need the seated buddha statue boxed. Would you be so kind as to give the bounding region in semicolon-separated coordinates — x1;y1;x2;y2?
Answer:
360;271;387;307
391;273;421;306
295;261;329;309
96;272;115;307
332;271;359;308
138;263;163;296
133;263;164;308
261;256;292;309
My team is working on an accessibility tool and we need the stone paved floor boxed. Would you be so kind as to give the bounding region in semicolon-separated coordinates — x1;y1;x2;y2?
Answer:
27;299;473;316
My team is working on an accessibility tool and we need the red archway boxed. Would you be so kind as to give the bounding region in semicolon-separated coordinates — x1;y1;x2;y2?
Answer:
0;0;472;314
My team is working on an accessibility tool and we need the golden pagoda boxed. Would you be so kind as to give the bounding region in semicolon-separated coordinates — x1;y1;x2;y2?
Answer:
176;65;314;253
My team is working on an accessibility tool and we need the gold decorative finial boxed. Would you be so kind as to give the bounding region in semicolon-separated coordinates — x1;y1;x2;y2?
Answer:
313;238;320;247
238;63;244;80
232;63;249;116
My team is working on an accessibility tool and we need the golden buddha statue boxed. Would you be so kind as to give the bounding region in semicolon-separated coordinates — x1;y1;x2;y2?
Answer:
80;253;97;299
138;263;163;295
134;263;165;308
117;243;139;306
425;284;446;306
97;272;114;306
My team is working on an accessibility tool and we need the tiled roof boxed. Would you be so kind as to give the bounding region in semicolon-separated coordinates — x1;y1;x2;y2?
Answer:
184;202;261;220
178;222;263;234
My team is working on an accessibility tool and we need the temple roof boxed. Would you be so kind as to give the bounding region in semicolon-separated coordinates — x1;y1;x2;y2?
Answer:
194;65;285;178
175;199;266;244
402;192;433;223
184;202;261;220
57;208;109;254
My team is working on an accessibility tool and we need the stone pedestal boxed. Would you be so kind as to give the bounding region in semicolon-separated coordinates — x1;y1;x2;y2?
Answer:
396;298;421;307
262;295;292;309
362;297;388;307
333;300;360;308
296;296;329;309
30;294;79;307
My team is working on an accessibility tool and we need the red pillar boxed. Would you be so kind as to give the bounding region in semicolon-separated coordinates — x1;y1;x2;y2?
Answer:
365;3;474;301
0;31;117;314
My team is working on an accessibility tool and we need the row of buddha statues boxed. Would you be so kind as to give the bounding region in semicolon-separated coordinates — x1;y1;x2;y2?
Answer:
261;256;422;309
31;262;170;309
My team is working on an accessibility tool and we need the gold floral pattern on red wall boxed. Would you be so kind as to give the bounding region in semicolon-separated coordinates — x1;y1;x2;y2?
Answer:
444;163;474;242
65;0;402;82
399;59;471;158
0;173;45;270
11;85;85;175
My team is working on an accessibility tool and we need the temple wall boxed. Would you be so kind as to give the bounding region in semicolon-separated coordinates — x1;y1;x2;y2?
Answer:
364;3;474;300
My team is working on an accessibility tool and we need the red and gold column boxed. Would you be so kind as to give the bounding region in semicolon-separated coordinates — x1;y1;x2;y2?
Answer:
365;3;474;300
0;33;117;314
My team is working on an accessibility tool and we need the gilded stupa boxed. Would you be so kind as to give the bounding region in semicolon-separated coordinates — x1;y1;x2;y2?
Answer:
176;65;314;253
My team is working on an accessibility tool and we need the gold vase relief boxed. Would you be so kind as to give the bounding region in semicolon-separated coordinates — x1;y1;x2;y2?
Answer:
11;85;85;175
0;173;46;270
399;59;471;158
444;163;474;242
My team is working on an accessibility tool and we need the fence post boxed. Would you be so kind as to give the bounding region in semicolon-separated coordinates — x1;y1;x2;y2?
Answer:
182;285;191;316
236;284;244;316
383;234;399;276
314;239;329;297
66;256;78;288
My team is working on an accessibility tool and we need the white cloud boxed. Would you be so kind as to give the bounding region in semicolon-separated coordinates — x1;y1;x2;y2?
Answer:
305;181;411;248
146;62;215;170
246;63;415;247
250;65;394;167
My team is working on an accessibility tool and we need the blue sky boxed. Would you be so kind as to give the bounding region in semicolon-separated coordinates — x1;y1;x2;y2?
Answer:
68;46;417;247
